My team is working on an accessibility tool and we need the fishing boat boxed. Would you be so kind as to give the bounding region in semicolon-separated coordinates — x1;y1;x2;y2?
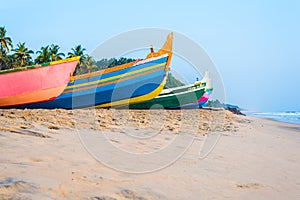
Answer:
17;33;173;109
170;71;213;109
0;57;79;107
128;70;211;109
174;88;213;109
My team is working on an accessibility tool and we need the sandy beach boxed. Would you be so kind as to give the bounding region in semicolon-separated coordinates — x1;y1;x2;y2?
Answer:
0;108;299;199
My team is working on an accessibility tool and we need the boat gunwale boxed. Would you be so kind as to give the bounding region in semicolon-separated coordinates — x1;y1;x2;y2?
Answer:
161;83;194;94
155;86;206;99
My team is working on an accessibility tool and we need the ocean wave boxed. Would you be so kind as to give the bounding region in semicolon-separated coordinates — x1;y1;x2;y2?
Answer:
252;112;300;116
248;111;300;125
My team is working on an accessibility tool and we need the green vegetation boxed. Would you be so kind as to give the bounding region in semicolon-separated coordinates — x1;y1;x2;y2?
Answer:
35;44;65;64
0;26;184;88
206;99;224;108
67;45;86;63
71;56;137;75
0;27;14;69
35;46;51;64
12;42;34;67
49;44;65;61
0;27;13;53
165;72;185;88
206;99;241;110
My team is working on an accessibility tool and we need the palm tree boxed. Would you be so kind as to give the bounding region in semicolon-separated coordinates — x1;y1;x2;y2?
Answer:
4;54;19;69
84;55;96;73
12;42;34;67
49;44;65;61
0;48;8;70
35;45;51;64
68;45;87;75
0;27;13;53
68;45;86;63
0;27;13;69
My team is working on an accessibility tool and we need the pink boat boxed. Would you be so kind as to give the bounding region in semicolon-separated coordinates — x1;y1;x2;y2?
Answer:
0;57;79;107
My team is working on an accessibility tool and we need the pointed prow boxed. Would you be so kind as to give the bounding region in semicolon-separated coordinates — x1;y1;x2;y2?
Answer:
147;32;173;58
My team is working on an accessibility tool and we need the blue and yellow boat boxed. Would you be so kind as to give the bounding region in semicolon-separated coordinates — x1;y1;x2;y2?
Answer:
17;33;173;109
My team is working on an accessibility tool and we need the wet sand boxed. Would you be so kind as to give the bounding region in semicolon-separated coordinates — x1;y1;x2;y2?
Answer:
0;109;299;199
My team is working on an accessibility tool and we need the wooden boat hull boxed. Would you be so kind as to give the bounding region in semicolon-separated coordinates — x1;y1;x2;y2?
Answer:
17;55;170;109
0;57;79;107
128;83;206;109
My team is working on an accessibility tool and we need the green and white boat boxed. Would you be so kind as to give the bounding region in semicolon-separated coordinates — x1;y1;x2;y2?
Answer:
128;71;211;109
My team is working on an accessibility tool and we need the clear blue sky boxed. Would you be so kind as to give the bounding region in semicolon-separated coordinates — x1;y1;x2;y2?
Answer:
1;0;299;112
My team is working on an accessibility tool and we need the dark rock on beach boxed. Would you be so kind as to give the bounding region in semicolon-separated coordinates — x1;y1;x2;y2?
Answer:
226;107;246;116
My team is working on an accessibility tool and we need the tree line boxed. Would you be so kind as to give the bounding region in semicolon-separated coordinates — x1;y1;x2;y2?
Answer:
0;27;136;75
0;26;184;87
0;27;83;72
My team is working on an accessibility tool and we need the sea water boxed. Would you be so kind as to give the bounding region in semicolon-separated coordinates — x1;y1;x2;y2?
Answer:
247;111;300;125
